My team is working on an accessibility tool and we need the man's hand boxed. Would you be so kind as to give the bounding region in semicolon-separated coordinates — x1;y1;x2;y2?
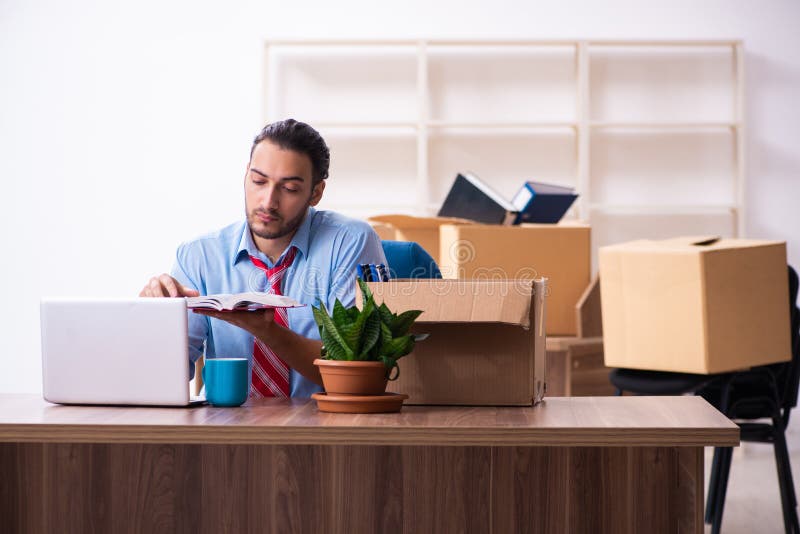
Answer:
139;274;200;298
192;308;275;339
194;307;323;386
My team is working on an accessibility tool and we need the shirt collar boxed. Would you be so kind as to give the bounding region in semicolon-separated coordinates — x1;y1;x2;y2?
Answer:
232;206;316;267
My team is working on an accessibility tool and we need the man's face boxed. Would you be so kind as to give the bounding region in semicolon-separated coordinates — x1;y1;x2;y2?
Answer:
244;140;325;241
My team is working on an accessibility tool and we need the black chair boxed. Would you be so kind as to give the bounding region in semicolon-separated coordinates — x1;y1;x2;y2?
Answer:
610;266;800;534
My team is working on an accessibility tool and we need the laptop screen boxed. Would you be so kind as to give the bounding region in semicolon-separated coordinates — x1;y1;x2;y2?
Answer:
40;298;192;406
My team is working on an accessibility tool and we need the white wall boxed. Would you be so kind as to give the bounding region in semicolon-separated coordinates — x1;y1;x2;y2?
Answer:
2;0;799;394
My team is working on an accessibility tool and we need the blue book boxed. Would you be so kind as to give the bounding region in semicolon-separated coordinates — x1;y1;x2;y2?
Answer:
511;181;578;224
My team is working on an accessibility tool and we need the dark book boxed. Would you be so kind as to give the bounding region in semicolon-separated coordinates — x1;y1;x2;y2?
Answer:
437;172;518;225
511;181;578;224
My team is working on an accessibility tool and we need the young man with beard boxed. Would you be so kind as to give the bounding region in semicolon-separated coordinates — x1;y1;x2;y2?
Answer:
139;119;387;397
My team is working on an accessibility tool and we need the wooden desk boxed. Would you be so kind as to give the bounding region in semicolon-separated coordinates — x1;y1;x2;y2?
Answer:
0;394;738;533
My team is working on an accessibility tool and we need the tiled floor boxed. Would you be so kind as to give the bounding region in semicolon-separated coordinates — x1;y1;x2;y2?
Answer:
703;417;800;533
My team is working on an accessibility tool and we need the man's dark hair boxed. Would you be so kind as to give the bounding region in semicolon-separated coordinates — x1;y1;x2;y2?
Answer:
250;119;330;185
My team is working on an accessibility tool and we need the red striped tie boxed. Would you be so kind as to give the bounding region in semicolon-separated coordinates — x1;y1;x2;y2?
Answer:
248;246;297;398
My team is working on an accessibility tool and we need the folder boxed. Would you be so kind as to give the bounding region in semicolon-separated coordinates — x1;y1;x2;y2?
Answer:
512;181;578;224
437;172;518;225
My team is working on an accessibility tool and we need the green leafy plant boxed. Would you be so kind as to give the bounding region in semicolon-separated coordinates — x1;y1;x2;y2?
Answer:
312;279;425;380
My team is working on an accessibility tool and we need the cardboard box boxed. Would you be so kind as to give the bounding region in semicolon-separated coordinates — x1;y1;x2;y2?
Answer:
438;222;591;336
367;214;471;265
599;236;791;374
545;337;614;397
368;220;397;241
363;278;546;406
546;278;611;396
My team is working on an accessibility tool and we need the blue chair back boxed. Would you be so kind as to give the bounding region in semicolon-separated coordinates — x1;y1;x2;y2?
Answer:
381;240;442;279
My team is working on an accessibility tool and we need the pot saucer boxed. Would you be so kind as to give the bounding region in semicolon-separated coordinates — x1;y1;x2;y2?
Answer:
312;392;408;413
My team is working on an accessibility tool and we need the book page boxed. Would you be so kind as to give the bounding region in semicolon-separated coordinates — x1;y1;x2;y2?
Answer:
186;292;303;311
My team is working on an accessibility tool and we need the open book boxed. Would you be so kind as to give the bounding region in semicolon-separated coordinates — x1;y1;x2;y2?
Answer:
186;292;304;311
437;172;518;225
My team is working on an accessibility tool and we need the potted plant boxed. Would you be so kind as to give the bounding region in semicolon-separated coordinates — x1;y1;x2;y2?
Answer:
312;279;424;396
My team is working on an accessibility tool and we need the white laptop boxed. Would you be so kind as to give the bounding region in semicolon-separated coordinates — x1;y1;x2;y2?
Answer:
41;297;205;406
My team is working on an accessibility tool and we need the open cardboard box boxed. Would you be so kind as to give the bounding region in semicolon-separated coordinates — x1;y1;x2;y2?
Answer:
439;222;590;336
368;214;590;337
361;278;547;406
367;214;472;265
599;236;791;374
368;220;398;241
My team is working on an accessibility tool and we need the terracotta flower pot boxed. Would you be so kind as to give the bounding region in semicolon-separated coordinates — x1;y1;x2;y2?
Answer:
314;359;388;396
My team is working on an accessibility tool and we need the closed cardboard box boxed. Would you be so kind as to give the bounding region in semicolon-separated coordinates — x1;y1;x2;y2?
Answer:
364;278;546;406
438;222;590;336
599;236;791;374
367;214;471;265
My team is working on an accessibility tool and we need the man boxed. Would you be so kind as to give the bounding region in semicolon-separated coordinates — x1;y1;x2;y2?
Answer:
140;119;387;397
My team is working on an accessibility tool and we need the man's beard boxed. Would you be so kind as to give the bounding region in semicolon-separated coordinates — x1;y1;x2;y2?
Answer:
249;204;309;240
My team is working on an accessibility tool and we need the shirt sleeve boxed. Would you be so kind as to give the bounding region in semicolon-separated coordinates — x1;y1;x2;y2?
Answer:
171;244;208;380
328;222;387;309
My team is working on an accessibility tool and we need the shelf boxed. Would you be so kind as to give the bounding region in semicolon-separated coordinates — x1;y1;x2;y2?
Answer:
428;45;576;123
321;202;419;211
429;133;577;203
392;204;738;219
323;133;417;209
590;122;739;130
314;121;579;130
588;45;737;126
265;38;746;242
589;204;738;215
266;44;417;124
313;122;418;129
590;127;736;208
266;39;741;47
588;40;741;47
428;121;577;130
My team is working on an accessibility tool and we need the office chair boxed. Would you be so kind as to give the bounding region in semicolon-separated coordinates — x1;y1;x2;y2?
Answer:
610;266;800;534
380;240;442;279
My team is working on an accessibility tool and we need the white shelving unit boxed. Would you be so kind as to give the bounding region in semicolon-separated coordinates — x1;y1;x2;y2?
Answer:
263;39;745;264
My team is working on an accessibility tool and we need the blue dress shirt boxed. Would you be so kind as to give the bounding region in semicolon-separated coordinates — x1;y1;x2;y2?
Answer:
171;207;388;397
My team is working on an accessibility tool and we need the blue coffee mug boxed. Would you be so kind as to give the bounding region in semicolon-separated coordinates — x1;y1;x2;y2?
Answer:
202;358;249;407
